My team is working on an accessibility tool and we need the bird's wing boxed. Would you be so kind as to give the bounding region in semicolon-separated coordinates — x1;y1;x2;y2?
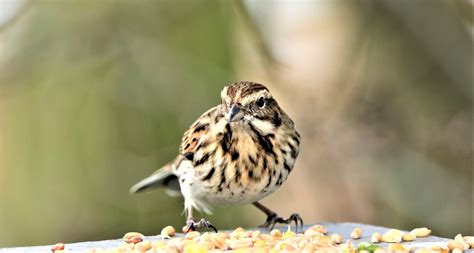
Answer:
179;105;221;159
130;105;221;195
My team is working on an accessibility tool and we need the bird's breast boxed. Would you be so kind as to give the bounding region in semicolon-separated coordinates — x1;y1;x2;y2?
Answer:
186;121;300;205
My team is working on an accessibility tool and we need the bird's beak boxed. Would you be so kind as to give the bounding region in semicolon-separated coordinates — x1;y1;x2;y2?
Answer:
226;104;240;122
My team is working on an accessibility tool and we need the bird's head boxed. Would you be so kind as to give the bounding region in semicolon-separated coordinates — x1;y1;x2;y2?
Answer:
220;81;285;130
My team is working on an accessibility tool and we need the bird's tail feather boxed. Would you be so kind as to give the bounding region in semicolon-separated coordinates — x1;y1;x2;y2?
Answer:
129;158;181;195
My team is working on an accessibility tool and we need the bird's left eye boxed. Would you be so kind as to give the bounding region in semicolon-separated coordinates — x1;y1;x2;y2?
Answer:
256;96;265;108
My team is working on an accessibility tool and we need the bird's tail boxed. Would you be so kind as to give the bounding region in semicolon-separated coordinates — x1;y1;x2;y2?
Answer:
129;157;182;195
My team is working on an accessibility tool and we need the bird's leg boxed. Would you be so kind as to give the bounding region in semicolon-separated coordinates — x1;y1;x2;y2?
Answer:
252;201;303;232
185;207;217;233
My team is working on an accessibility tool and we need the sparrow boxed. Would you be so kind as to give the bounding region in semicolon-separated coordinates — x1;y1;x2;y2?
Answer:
130;81;302;232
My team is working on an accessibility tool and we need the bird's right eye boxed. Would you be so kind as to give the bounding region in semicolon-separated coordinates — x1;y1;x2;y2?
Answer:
256;97;265;108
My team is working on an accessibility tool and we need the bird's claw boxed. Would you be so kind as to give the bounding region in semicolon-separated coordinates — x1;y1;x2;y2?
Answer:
186;218;218;233
259;213;304;232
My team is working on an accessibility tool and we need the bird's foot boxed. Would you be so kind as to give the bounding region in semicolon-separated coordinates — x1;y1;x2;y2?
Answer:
185;218;218;233
259;213;304;232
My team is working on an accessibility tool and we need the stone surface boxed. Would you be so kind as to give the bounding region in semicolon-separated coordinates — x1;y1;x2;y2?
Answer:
0;223;468;252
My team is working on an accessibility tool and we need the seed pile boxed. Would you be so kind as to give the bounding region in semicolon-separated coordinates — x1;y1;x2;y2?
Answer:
49;225;473;253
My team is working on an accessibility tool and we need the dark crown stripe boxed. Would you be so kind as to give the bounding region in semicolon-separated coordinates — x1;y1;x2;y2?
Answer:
227;81;269;99
240;83;268;97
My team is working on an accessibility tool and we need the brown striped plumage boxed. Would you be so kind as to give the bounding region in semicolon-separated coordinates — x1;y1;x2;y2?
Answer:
130;81;302;231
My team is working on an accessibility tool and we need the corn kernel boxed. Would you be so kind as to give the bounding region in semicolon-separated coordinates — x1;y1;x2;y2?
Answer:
382;229;402;243
371;232;382;243
350;227;362;239
160;226;176;238
402;233;415;242
122;232;144;244
331;233;343;244
454;234;470;250
410;227;431;237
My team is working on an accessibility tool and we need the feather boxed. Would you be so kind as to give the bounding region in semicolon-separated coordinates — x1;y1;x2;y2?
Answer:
129;158;181;196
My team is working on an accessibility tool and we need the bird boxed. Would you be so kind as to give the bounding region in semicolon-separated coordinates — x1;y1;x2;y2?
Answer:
130;81;302;232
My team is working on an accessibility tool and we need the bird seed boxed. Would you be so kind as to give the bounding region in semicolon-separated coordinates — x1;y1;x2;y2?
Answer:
52;224;470;253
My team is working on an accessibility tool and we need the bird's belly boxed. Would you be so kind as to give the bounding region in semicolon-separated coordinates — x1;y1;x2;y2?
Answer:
203;186;278;205
192;172;286;206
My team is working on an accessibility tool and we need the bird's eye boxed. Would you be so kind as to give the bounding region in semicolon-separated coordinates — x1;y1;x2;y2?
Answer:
256;97;265;108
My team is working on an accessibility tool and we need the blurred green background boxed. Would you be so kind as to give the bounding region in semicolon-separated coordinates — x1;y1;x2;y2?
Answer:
0;0;472;247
